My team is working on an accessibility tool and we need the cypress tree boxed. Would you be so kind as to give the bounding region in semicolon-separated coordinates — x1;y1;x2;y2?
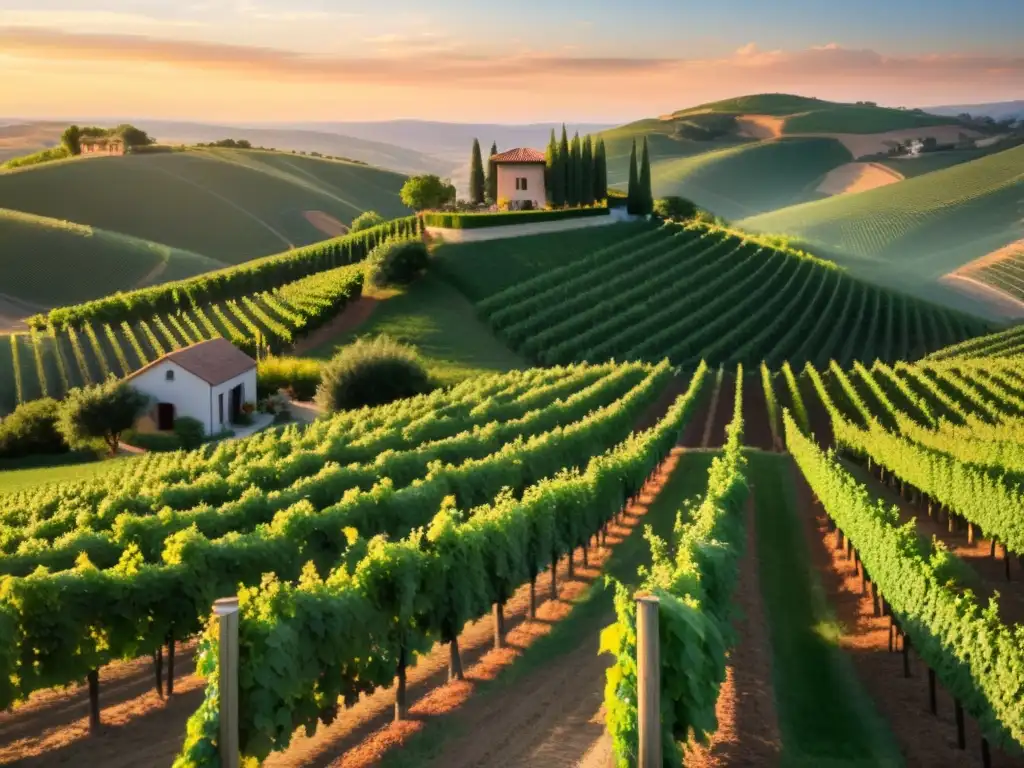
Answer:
485;141;498;204
594;138;608;202
469;138;485;205
626;138;640;215
566;132;579;207
639;136;653;214
580;135;594;206
545;129;565;207
559;125;570;208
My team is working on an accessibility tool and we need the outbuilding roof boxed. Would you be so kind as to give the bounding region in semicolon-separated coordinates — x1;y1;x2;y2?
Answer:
126;338;256;387
490;147;546;164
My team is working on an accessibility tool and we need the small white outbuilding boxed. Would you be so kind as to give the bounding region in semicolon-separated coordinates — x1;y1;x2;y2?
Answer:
126;338;257;436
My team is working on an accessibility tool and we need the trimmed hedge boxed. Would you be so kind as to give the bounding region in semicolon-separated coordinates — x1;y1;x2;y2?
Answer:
31;216;421;330
423;206;609;230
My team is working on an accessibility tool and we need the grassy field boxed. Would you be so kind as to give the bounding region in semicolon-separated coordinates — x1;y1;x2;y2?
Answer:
0;455;138;493
0;208;226;307
739;144;1024;281
0;148;410;279
748;451;902;764
783;105;956;134
432;221;654;301
637;138;852;220
301;271;527;386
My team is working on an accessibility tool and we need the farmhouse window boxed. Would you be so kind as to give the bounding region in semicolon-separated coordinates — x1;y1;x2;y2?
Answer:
219;393;225;424
165;369;175;381
516;177;528;190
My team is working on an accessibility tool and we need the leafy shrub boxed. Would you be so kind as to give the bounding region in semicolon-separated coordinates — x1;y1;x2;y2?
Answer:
57;379;150;454
173;417;206;449
653;196;699;221
400;174;456;210
257;356;322;400
366;239;429;289
350;210;385;233
0;398;69;458
316;335;433;411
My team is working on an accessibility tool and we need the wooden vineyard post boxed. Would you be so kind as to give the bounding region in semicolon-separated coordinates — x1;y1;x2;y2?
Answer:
567;549;575;578
154;646;164;698
214;596;240;768
449;638;463;682
493;602;505;650
955;699;966;749
395;645;408;722
1005;544;1012;581
902;633;911;678
529;574;537;620
583;539;589;568
871;582;880;617
88;669;100;734
636;595;661;768
928;668;937;714
166;633;176;696
967;522;974;545
550;551;558;600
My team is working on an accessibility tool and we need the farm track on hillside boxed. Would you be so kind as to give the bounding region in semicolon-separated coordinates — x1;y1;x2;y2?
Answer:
793;461;1024;768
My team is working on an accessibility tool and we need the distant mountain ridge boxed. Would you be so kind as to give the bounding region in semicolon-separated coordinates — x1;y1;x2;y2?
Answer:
925;101;1024;120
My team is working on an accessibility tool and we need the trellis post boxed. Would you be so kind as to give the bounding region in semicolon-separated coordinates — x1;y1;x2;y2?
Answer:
214;597;240;768
636;595;661;768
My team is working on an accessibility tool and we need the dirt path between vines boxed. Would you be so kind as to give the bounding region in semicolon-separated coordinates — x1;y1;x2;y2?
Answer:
0;641;201;767
288;295;379;356
684;490;782;767
707;374;736;448
793;463;1024;768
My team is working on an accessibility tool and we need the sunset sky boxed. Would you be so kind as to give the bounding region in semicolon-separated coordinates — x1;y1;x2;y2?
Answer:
1;0;1022;123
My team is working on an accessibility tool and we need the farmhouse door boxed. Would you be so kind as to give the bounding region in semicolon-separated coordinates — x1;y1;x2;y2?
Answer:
157;403;175;431
230;384;243;422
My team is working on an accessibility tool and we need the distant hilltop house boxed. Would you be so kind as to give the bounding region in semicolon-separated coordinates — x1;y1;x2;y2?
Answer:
492;148;546;210
126;338;257;435
80;136;126;156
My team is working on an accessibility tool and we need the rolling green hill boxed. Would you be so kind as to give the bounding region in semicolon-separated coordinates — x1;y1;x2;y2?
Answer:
781;105;957;134
0;208;226;307
0;148;411;273
667;93;834;117
639;137;851;220
738;144;1024;281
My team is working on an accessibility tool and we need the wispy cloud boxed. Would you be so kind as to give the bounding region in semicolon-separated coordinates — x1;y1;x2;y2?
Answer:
0;10;208;32
0;28;1021;92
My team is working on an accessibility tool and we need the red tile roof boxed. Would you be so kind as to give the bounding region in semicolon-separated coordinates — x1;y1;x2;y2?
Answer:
490;147;546;164
127;338;256;387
